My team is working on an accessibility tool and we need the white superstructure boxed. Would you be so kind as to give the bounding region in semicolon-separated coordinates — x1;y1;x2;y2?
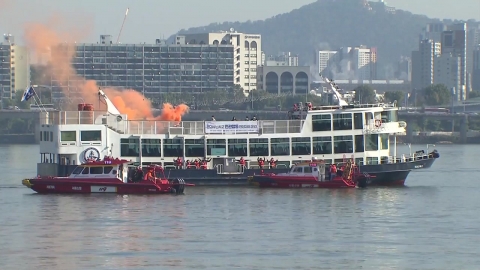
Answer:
37;78;406;173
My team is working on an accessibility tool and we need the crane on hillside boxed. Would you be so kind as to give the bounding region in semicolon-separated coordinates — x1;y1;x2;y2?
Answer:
116;8;129;44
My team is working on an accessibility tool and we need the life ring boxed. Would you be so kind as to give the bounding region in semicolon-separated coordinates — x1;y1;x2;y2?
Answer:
374;119;382;127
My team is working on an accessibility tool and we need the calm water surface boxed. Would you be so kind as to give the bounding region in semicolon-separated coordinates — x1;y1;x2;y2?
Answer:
0;144;479;270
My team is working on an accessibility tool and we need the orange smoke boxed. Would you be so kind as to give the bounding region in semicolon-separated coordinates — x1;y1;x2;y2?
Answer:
23;15;189;121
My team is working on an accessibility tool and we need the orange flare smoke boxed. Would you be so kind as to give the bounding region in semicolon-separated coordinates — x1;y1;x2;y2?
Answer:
23;15;189;121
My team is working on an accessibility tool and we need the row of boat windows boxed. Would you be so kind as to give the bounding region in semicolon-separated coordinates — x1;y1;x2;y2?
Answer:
120;135;389;157
311;111;398;132
71;166;114;175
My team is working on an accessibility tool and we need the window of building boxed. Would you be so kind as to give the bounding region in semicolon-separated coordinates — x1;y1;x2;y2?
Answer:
141;139;161;157
163;139;183;157
355;135;364;152
207;139;226;155
354;113;363;130
367;157;379;165
251;54;257;58
60;131;76;141
271;138;290;156
50;132;53;142
333;113;352;130
380;134;389;150
365;134;379;151
312;114;331;132
334;135;353;154
250;138;268;156
244;61;249;64
40;131;42;141
121;138;140;157
251;68;256;72
81;130;101;141
244;75;249;79
291;137;311;155
244;83;249;86
244;68;249;72
251;61;257;65
244;54;249;57
250;83;256;86
312;136;331;154
185;139;205;157
228;139;247;156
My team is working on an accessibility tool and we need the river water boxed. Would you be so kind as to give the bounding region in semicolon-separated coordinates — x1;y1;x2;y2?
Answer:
0;144;478;270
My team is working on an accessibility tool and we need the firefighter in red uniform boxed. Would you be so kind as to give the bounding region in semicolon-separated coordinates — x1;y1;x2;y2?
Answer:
269;158;277;168
186;160;191;169
194;159;200;169
174;157;182;169
257;157;265;169
239;157;246;167
329;164;337;181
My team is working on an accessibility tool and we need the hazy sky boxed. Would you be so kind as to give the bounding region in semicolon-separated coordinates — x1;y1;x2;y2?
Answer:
0;0;479;44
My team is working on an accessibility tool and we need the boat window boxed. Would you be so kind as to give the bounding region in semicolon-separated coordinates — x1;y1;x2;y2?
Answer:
112;169;117;175
355;135;364;152
312;114;331;132
292;167;303;173
333;113;352;131
163;139;183;157
249;138;268;156
365;112;374;124
82;167;90;174
60;131;76;142
380;134;389;150
355;158;364;165
271;138;290;156
103;166;113;174
186;139;205;157
71;166;84;174
354;113;363;130
367;157;379;165
334;136;353;154
228;139;247;156
207;139;226;155
304;166;312;173
81;130;101;141
365;134;379;151
313;136;332;155
121;138;140;157
291;138;311;155
142;139;161;157
90;167;104;174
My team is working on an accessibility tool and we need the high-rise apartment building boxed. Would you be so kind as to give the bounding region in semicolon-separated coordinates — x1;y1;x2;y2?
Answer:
434;53;463;100
182;30;261;93
473;46;480;91
317;46;377;80
411;39;441;90
317;50;338;78
0;34;30;100
50;35;234;100
467;26;480;73
420;23;447;43
441;23;467;91
395;57;412;81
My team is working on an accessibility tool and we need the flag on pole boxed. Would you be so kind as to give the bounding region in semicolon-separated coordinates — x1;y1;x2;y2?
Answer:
21;86;36;102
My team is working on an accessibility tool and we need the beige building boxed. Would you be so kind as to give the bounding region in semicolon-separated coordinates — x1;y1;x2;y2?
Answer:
182;30;261;93
434;53;463;100
256;66;310;95
0;34;30;100
411;39;441;90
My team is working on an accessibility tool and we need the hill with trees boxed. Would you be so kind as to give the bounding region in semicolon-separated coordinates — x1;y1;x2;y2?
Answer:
173;0;477;77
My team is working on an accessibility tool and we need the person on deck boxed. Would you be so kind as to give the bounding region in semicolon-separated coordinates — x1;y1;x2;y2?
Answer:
329;164;337;181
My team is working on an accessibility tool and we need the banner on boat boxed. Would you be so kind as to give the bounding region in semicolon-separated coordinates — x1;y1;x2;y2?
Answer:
204;121;259;134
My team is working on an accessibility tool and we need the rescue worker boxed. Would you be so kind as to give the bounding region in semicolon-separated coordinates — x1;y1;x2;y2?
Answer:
200;159;208;169
239;157;246;167
135;166;144;183
194;159;200;169
329;164;337;181
269;158;277;169
257;157;265;169
186;160;192;169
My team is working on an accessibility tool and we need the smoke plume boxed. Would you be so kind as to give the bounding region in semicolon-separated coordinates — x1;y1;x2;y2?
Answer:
23;16;189;121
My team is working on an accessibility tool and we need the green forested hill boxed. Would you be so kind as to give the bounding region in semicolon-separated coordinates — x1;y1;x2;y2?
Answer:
172;0;455;75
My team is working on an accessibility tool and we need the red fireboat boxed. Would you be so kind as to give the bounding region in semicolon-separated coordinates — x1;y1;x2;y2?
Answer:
22;157;194;194
249;159;370;188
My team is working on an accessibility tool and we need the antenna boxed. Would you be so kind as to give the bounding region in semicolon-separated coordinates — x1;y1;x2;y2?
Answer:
116;8;129;44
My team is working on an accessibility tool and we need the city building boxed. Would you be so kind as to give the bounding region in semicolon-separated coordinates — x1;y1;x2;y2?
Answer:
441;23;467;92
181;29;262;93
317;46;377;80
256;66;310;95
264;52;299;66
434;53;463;101
467;26;480;74
411;39;441;91
0;34;30;100
420;23;447;43
317;51;338;78
473;46;480;91
50;34;234;100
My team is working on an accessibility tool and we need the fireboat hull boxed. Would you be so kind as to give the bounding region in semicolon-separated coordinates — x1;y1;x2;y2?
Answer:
22;178;186;195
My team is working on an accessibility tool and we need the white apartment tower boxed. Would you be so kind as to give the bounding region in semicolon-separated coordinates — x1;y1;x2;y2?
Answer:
411;39;441;90
0;34;30;100
317;51;338;78
182;30;262;93
434;53;463;100
441;23;467;90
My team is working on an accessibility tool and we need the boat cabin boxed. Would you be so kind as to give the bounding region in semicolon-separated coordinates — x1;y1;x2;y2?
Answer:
284;161;327;181
68;157;130;183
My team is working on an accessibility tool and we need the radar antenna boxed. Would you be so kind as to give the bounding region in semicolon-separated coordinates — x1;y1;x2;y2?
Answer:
319;74;348;106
